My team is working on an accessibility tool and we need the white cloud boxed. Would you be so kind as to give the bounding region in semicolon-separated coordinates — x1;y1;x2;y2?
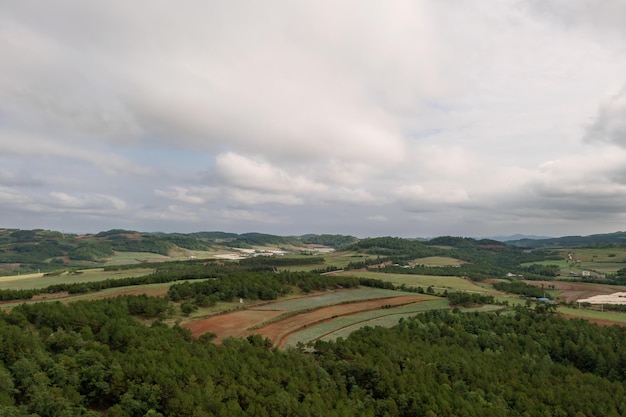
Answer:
154;186;216;205
47;192;127;211
215;152;327;193
584;86;626;147
395;184;470;206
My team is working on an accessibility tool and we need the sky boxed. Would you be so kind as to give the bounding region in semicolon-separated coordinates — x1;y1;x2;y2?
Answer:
2;0;626;238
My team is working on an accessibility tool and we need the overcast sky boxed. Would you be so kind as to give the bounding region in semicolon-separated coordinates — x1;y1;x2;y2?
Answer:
2;1;626;238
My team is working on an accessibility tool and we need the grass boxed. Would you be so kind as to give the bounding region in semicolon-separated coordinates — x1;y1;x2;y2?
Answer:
0;268;154;290
334;270;490;293
104;252;171;266
558;306;626;324
413;256;466;267
322;251;377;269
252;287;431;311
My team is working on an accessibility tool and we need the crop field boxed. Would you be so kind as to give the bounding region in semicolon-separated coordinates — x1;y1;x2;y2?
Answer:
251;288;428;311
332;270;491;293
322;251;377;269
290;303;504;348
413;256;466;267
183;287;436;346
0;267;154;290
104;252;172;265
282;299;450;348
251;295;432;348
558;306;626;326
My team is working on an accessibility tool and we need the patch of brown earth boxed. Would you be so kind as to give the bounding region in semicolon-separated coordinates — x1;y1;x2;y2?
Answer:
183;310;285;342
528;280;626;303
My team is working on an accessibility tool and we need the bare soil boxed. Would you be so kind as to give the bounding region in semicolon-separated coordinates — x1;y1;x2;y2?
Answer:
528;280;626;303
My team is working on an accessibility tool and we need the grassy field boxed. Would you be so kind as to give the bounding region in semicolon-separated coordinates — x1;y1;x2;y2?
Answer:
0;268;154;290
558;306;626;324
413;256;466;267
333;270;490;293
322;251;377;269
252;288;435;311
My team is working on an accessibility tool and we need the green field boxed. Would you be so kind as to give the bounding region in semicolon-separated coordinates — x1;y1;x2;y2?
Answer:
322;251;377;269
413;256;465;267
558;306;626;324
0;267;154;290
252;288;434;311
333;270;491;293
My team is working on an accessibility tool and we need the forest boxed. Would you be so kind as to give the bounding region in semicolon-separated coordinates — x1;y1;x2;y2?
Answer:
1;299;625;416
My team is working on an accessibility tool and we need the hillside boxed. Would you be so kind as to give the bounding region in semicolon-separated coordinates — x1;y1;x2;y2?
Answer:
507;231;626;248
0;229;357;275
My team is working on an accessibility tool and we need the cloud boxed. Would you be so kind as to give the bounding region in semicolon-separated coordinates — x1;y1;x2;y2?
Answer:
47;192;127;211
215;152;326;193
0;169;42;186
524;0;626;39
367;215;388;222
395;184;470;207
0;129;151;177
0;187;32;205
584;86;626;147
154;186;216;205
2;1;626;236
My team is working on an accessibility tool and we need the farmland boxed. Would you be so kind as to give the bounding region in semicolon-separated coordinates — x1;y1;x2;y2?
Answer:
522;247;626;276
330;270;491;293
182;289;438;346
0;267;154;290
413;256;466;267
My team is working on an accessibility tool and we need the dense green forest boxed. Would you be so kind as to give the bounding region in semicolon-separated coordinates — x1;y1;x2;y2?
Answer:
1;300;625;416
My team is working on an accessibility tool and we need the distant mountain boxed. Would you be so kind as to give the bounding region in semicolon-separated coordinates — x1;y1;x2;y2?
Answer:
506;231;626;248
487;234;553;242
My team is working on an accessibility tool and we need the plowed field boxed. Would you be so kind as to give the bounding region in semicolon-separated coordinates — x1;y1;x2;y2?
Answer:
183;294;429;347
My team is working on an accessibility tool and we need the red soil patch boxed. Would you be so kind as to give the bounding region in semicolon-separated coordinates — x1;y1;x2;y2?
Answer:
528;280;626;303
183;310;284;342
184;295;429;347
